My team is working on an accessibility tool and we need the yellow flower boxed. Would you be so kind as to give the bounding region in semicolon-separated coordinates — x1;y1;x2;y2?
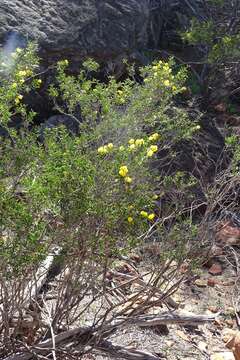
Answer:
149;133;160;141
119;145;125;151
128;205;134;210
124;176;132;184
150;145;158;153
26;69;33;76
128;138;135;145
129;144;136;151
16;48;22;54
12;82;17;89
147;149;154;157
135;138;145;146
117;90;123;95
181;87;187;92
37;79;42;85
17;70;27;77
163;79;170;87
119;165;128;177
172;85;177;91
107;143;114;149
153;194;158;200
64;59;69;65
15;94;23;104
140;211;148;218
148;213;156;221
128;216;134;224
98;146;108;155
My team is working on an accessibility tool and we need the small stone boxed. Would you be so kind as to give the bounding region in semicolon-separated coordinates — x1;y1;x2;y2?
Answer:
222;280;235;286
208;277;218;287
208;306;219;313
179;262;189;273
225;319;235;327
222;329;237;343
208;263;223;276
225;307;235;316
195;278;207;287
211;353;235;360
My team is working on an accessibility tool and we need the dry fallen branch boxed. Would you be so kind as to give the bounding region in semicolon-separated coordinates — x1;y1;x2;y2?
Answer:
3;311;217;360
0;247;61;322
94;340;162;360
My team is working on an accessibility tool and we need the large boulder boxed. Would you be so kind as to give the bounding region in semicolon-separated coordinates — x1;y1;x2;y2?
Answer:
0;1;207;64
0;0;149;66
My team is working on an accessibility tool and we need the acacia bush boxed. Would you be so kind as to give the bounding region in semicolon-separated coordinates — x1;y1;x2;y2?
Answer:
0;44;202;358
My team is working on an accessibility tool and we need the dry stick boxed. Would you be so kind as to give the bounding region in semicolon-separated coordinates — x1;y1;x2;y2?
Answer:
0;247;61;326
3;311;217;360
4;326;91;360
111;311;218;328
41;297;56;360
110;270;179;309
94;340;161;360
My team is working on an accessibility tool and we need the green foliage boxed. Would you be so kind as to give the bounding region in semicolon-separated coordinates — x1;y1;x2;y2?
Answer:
181;0;240;97
0;44;200;277
182;2;240;64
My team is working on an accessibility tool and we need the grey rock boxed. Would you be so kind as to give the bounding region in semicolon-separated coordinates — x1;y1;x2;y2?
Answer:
0;0;149;63
0;1;206;65
39;114;80;142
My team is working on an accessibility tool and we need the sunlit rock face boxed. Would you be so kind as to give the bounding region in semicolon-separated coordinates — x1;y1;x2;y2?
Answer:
0;0;149;65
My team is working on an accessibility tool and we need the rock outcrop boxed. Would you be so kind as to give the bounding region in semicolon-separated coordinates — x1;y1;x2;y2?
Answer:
0;0;149;67
0;1;206;65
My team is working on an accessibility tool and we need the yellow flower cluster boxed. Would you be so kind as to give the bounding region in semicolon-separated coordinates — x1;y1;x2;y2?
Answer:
128;138;145;149
15;94;23;105
147;144;158;157
135;138;145;146
144;60;180;92
119;165;128;177
119;166;133;183
116;89;126;105
97;143;114;155
17;68;33;78
128;216;134;223
128;210;156;224
140;211;155;221
149;133;160;141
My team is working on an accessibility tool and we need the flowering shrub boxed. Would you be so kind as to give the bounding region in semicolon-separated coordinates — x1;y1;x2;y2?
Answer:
0;44;201;278
0;44;206;358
